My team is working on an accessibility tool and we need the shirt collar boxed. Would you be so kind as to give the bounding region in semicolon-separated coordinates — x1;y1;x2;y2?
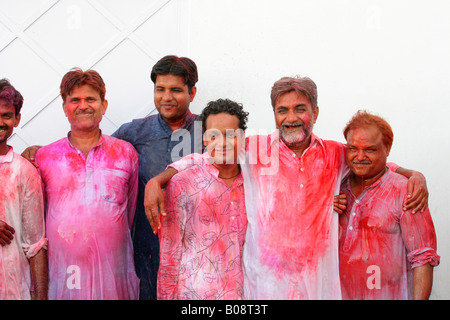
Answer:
365;167;390;189
157;111;197;135
345;166;391;194
0;146;14;164
201;152;244;187
65;130;105;151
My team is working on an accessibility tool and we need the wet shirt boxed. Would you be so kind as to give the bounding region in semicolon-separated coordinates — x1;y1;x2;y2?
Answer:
112;113;202;299
158;152;247;300
241;132;346;299
0;147;47;300
170;132;347;299
339;170;440;300
35;134;139;300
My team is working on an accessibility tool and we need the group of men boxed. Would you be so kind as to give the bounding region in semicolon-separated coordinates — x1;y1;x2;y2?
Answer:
0;55;439;300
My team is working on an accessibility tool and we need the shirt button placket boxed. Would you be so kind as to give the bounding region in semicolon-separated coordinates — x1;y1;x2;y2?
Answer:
299;159;305;189
85;153;95;203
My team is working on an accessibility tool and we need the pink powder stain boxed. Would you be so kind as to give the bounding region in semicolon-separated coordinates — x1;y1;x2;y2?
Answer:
259;159;337;277
0;166;14;220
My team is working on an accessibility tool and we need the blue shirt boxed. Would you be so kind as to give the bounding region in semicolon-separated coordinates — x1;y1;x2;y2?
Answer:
112;112;203;299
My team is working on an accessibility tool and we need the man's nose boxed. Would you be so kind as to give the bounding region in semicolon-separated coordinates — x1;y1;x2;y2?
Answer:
162;90;173;101
356;149;366;160
79;99;89;110
285;110;298;123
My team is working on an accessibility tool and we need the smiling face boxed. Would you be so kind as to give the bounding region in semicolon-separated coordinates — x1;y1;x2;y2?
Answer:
203;113;244;165
0;99;20;154
154;74;196;127
346;124;390;181
62;84;108;133
274;90;318;150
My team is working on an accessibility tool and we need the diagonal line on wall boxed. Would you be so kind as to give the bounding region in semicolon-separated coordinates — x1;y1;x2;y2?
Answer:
84;0;172;69
2;0;188;149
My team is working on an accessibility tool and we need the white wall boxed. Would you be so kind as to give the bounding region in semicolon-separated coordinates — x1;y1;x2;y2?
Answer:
188;0;450;299
0;0;190;149
1;0;449;299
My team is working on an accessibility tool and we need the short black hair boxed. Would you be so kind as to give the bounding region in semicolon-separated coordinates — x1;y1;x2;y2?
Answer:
150;55;198;93
0;78;24;115
200;98;249;133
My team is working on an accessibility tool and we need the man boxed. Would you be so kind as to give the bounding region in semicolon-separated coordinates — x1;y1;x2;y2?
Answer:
112;55;202;300
146;76;428;299
339;110;439;300
158;98;248;300
0;79;48;300
34;69;139;299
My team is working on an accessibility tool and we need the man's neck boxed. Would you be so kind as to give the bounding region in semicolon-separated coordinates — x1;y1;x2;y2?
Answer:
69;128;101;158
0;143;10;156
163;111;190;132
350;167;387;198
287;136;312;158
213;163;241;187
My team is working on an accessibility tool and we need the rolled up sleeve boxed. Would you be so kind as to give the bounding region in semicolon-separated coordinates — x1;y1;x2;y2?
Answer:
400;205;440;269
21;168;47;259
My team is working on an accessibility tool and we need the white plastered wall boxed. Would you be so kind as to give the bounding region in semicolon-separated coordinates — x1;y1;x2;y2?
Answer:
1;0;449;299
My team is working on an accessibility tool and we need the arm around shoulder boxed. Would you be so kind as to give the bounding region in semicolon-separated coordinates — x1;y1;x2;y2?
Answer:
144;167;179;234
390;164;428;213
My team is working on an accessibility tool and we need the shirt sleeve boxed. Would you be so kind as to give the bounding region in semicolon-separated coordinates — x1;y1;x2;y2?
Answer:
386;162;401;172
400;203;440;269
21;165;48;259
167;152;203;172
157;179;186;300
111;122;131;142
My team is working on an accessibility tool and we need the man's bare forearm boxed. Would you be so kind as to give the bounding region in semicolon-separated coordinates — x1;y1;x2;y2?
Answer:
413;263;433;300
29;248;48;300
153;167;178;189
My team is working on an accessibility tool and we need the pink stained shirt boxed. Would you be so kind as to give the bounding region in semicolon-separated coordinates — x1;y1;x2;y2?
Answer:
158;152;247;300
241;132;347;299
168;132;403;300
35;133;140;300
339;169;440;300
0;147;47;300
170;132;347;299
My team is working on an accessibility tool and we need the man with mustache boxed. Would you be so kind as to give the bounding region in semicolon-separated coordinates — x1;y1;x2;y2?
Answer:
0;79;48;300
20;55;201;300
34;69;140;299
145;76;428;299
339;110;439;299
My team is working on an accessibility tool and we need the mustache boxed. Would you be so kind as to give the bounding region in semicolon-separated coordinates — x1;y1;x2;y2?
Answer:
281;121;304;128
75;109;94;115
352;160;371;165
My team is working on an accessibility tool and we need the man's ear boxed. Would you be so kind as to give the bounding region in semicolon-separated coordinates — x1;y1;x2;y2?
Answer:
189;86;197;102
14;113;21;128
203;131;211;147
102;99;108;115
62;103;68;117
313;105;319;124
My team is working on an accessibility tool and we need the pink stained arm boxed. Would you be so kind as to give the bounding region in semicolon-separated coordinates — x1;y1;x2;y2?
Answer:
145;152;203;234
388;163;429;213
157;180;185;300
400;203;439;299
